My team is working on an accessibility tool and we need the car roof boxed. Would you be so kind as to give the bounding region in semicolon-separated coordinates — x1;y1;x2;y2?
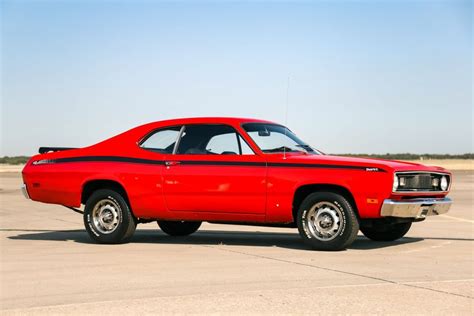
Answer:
98;117;282;148
153;117;277;125
133;117;279;132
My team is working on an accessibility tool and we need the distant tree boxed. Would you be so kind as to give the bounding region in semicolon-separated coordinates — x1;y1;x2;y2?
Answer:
336;153;474;160
0;156;31;165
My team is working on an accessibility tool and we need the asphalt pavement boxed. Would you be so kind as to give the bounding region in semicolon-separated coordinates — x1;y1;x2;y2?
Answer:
0;171;472;314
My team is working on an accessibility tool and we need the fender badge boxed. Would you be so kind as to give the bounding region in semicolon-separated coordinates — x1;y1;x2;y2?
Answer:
366;167;379;172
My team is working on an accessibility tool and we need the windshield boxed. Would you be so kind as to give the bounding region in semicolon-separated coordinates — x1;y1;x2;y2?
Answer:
242;123;321;154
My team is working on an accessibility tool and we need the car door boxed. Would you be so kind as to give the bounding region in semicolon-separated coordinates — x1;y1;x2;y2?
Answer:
162;124;267;214
133;125;183;216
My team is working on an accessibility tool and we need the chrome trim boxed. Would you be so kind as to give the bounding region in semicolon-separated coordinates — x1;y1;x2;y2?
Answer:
392;171;451;194
381;197;452;219
172;125;186;155
395;171;450;175
21;184;30;199
32;159;54;165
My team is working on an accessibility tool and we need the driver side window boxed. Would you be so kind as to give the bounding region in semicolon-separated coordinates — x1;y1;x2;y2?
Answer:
175;124;255;155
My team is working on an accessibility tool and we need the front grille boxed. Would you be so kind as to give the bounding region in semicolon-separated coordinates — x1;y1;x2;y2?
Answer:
405;174;431;189
396;173;449;192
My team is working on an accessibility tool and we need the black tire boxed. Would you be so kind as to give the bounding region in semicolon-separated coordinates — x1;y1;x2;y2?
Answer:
297;192;359;251
360;222;412;242
84;189;136;244
158;221;202;236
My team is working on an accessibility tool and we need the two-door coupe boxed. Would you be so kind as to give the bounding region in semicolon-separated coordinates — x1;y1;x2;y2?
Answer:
22;117;452;250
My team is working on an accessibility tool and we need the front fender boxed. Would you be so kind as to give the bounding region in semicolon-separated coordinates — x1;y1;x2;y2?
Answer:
265;167;392;222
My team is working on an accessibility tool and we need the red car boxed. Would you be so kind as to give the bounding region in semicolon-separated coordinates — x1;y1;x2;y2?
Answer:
21;117;452;250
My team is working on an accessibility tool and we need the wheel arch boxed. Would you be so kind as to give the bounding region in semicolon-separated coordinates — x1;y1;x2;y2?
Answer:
292;183;358;222
81;179;130;206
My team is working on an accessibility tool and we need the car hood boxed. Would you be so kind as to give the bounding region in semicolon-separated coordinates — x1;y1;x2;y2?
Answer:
267;154;450;173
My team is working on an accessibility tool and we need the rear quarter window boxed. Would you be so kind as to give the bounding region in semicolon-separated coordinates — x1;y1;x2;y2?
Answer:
140;127;182;153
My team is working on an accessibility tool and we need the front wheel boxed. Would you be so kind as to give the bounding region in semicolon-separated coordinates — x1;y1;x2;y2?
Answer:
84;189;136;244
158;221;202;236
297;192;359;251
360;222;412;241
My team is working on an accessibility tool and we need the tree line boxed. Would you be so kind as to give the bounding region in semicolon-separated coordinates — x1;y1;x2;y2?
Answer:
336;153;474;160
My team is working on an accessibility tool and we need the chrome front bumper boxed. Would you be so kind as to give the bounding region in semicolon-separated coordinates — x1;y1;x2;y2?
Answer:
381;197;452;219
21;184;30;199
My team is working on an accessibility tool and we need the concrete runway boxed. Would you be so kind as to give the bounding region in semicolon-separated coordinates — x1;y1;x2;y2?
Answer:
1;171;472;314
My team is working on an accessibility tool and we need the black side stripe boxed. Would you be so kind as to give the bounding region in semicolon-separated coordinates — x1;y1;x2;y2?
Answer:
32;156;386;172
267;162;384;171
33;156;164;166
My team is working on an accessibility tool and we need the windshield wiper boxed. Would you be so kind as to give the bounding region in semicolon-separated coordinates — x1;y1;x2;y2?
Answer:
295;144;315;152
263;146;301;153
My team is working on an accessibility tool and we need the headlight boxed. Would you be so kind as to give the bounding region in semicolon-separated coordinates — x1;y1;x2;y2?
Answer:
440;176;448;191
392;175;399;192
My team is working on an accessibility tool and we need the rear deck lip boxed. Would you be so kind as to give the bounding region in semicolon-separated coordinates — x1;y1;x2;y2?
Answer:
381;197;452;219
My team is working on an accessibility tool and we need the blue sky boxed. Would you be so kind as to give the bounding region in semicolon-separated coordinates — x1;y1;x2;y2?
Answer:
1;0;472;156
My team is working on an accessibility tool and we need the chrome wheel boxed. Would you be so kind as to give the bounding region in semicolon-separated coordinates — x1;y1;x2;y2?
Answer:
305;201;343;241
91;199;121;234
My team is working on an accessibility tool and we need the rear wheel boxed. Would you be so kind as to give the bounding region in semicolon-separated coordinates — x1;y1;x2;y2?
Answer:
297;192;359;251
360;222;412;241
84;189;136;244
158;221;202;236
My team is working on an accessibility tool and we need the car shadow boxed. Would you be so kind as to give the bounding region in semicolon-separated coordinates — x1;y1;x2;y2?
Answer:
6;228;472;251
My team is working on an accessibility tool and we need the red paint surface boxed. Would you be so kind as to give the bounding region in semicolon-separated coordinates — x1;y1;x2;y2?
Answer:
22;117;451;223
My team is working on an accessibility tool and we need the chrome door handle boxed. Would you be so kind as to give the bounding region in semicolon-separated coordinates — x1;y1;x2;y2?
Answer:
165;161;181;166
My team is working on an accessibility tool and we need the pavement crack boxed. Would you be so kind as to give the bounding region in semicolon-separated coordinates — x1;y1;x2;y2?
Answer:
204;245;473;300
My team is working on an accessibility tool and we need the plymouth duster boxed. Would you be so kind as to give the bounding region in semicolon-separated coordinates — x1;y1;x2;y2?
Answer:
21;117;452;250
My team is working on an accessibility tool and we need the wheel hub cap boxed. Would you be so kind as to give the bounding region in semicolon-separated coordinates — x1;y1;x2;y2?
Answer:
306;202;343;241
92;199;121;234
